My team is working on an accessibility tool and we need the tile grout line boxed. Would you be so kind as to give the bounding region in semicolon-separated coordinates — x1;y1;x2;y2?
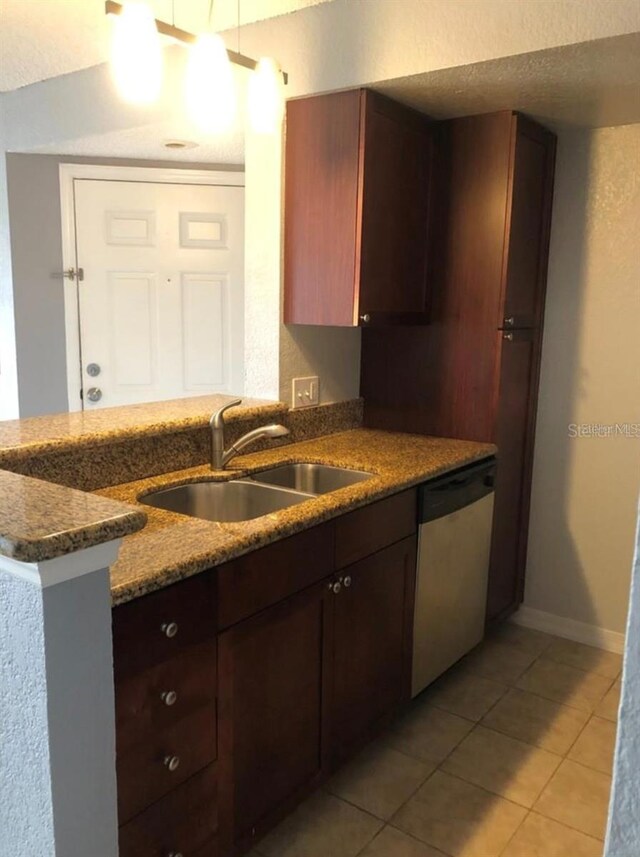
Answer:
253;632;616;857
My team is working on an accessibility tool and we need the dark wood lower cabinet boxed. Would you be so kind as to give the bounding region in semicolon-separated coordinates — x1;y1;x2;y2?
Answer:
118;764;218;857
330;535;417;766
217;582;332;853
114;490;418;857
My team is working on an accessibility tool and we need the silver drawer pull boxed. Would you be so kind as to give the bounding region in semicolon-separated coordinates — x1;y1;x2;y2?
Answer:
161;690;178;706
343;575;352;588
503;316;515;326
360;313;371;323
503;332;514;341
164;754;180;772
161;621;178;638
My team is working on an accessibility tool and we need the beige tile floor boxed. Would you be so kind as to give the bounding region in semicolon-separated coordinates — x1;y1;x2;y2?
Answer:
252;625;621;857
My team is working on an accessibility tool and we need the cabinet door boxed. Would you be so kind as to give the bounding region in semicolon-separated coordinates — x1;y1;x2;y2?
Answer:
217;582;331;851
330;535;417;765
501;115;556;330
284;89;362;326
487;328;538;621
358;92;433;324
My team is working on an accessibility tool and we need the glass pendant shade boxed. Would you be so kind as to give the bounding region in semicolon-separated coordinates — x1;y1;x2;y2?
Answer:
110;3;163;105
185;33;236;134
248;57;285;134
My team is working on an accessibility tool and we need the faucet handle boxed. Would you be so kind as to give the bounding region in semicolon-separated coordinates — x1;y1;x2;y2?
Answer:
210;398;242;427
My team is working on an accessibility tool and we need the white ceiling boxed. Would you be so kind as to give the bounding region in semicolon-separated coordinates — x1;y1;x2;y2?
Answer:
0;0;333;92
376;34;640;131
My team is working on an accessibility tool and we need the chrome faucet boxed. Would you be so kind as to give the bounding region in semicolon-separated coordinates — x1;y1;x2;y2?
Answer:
210;398;290;470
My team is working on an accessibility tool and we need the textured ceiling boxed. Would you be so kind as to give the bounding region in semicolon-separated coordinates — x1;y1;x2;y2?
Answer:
0;0;333;92
375;34;640;131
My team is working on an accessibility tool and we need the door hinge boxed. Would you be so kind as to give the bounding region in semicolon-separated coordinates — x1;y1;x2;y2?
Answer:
54;267;84;282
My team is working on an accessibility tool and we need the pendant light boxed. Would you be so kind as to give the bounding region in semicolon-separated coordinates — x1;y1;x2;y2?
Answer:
110;2;163;105
106;2;288;131
185;33;236;134
248;57;285;134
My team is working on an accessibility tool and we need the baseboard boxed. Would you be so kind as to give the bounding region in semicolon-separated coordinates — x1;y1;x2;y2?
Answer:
511;606;626;655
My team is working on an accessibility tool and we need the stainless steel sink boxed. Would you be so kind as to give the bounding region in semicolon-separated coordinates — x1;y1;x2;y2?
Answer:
249;463;372;494
139;479;314;523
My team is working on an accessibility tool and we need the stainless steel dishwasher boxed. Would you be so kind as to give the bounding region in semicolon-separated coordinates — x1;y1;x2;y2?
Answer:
412;458;496;698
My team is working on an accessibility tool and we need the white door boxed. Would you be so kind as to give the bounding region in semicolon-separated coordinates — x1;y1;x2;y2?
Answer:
73;178;244;409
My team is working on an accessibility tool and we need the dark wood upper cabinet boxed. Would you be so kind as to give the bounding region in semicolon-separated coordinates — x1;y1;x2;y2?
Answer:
361;110;556;624
284;88;433;327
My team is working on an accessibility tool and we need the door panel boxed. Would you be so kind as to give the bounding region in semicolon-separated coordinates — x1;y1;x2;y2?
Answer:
502;117;556;329
181;273;227;389
359;92;433;318
330;536;416;765
73;178;244;408
217;583;331;850
487;329;536;621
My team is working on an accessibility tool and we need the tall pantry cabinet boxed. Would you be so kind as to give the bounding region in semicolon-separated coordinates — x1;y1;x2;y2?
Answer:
361;110;557;623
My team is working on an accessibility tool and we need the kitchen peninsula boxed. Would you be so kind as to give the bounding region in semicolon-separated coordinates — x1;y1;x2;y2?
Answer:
0;395;493;856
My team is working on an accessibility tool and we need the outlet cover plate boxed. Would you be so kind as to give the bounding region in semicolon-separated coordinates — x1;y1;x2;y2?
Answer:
292;376;319;408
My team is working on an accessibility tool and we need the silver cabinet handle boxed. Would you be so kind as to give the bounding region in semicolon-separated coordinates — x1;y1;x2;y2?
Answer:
343;575;352;588
86;387;102;402
503;332;514;341
161;690;177;706
330;581;342;595
359;313;371;324
161;622;178;638
503;316;515;327
164;755;180;772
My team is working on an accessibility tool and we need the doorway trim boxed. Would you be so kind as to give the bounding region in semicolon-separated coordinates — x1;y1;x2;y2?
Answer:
59;163;245;411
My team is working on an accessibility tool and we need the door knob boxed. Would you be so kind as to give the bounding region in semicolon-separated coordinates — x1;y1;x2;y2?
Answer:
86;363;101;377
86;387;102;402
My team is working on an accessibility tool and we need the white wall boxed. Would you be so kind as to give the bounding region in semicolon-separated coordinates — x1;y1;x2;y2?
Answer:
525;124;640;640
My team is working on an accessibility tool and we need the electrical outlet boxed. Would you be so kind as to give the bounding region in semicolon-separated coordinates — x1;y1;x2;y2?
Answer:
292;376;319;408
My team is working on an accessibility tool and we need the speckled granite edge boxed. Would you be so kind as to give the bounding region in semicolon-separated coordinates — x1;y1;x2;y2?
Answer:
0;399;364;491
0;470;147;563
0;398;288;462
98;428;496;605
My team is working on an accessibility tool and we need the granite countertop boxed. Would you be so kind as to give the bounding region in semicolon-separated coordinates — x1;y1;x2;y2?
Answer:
0;394;284;462
0;469;146;563
98;428;496;605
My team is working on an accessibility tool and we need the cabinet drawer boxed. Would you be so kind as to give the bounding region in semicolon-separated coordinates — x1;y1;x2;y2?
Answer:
113;573;216;679
116;639;217;755
117;703;217;825
335;489;417;568
119;764;217;857
217;523;334;628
